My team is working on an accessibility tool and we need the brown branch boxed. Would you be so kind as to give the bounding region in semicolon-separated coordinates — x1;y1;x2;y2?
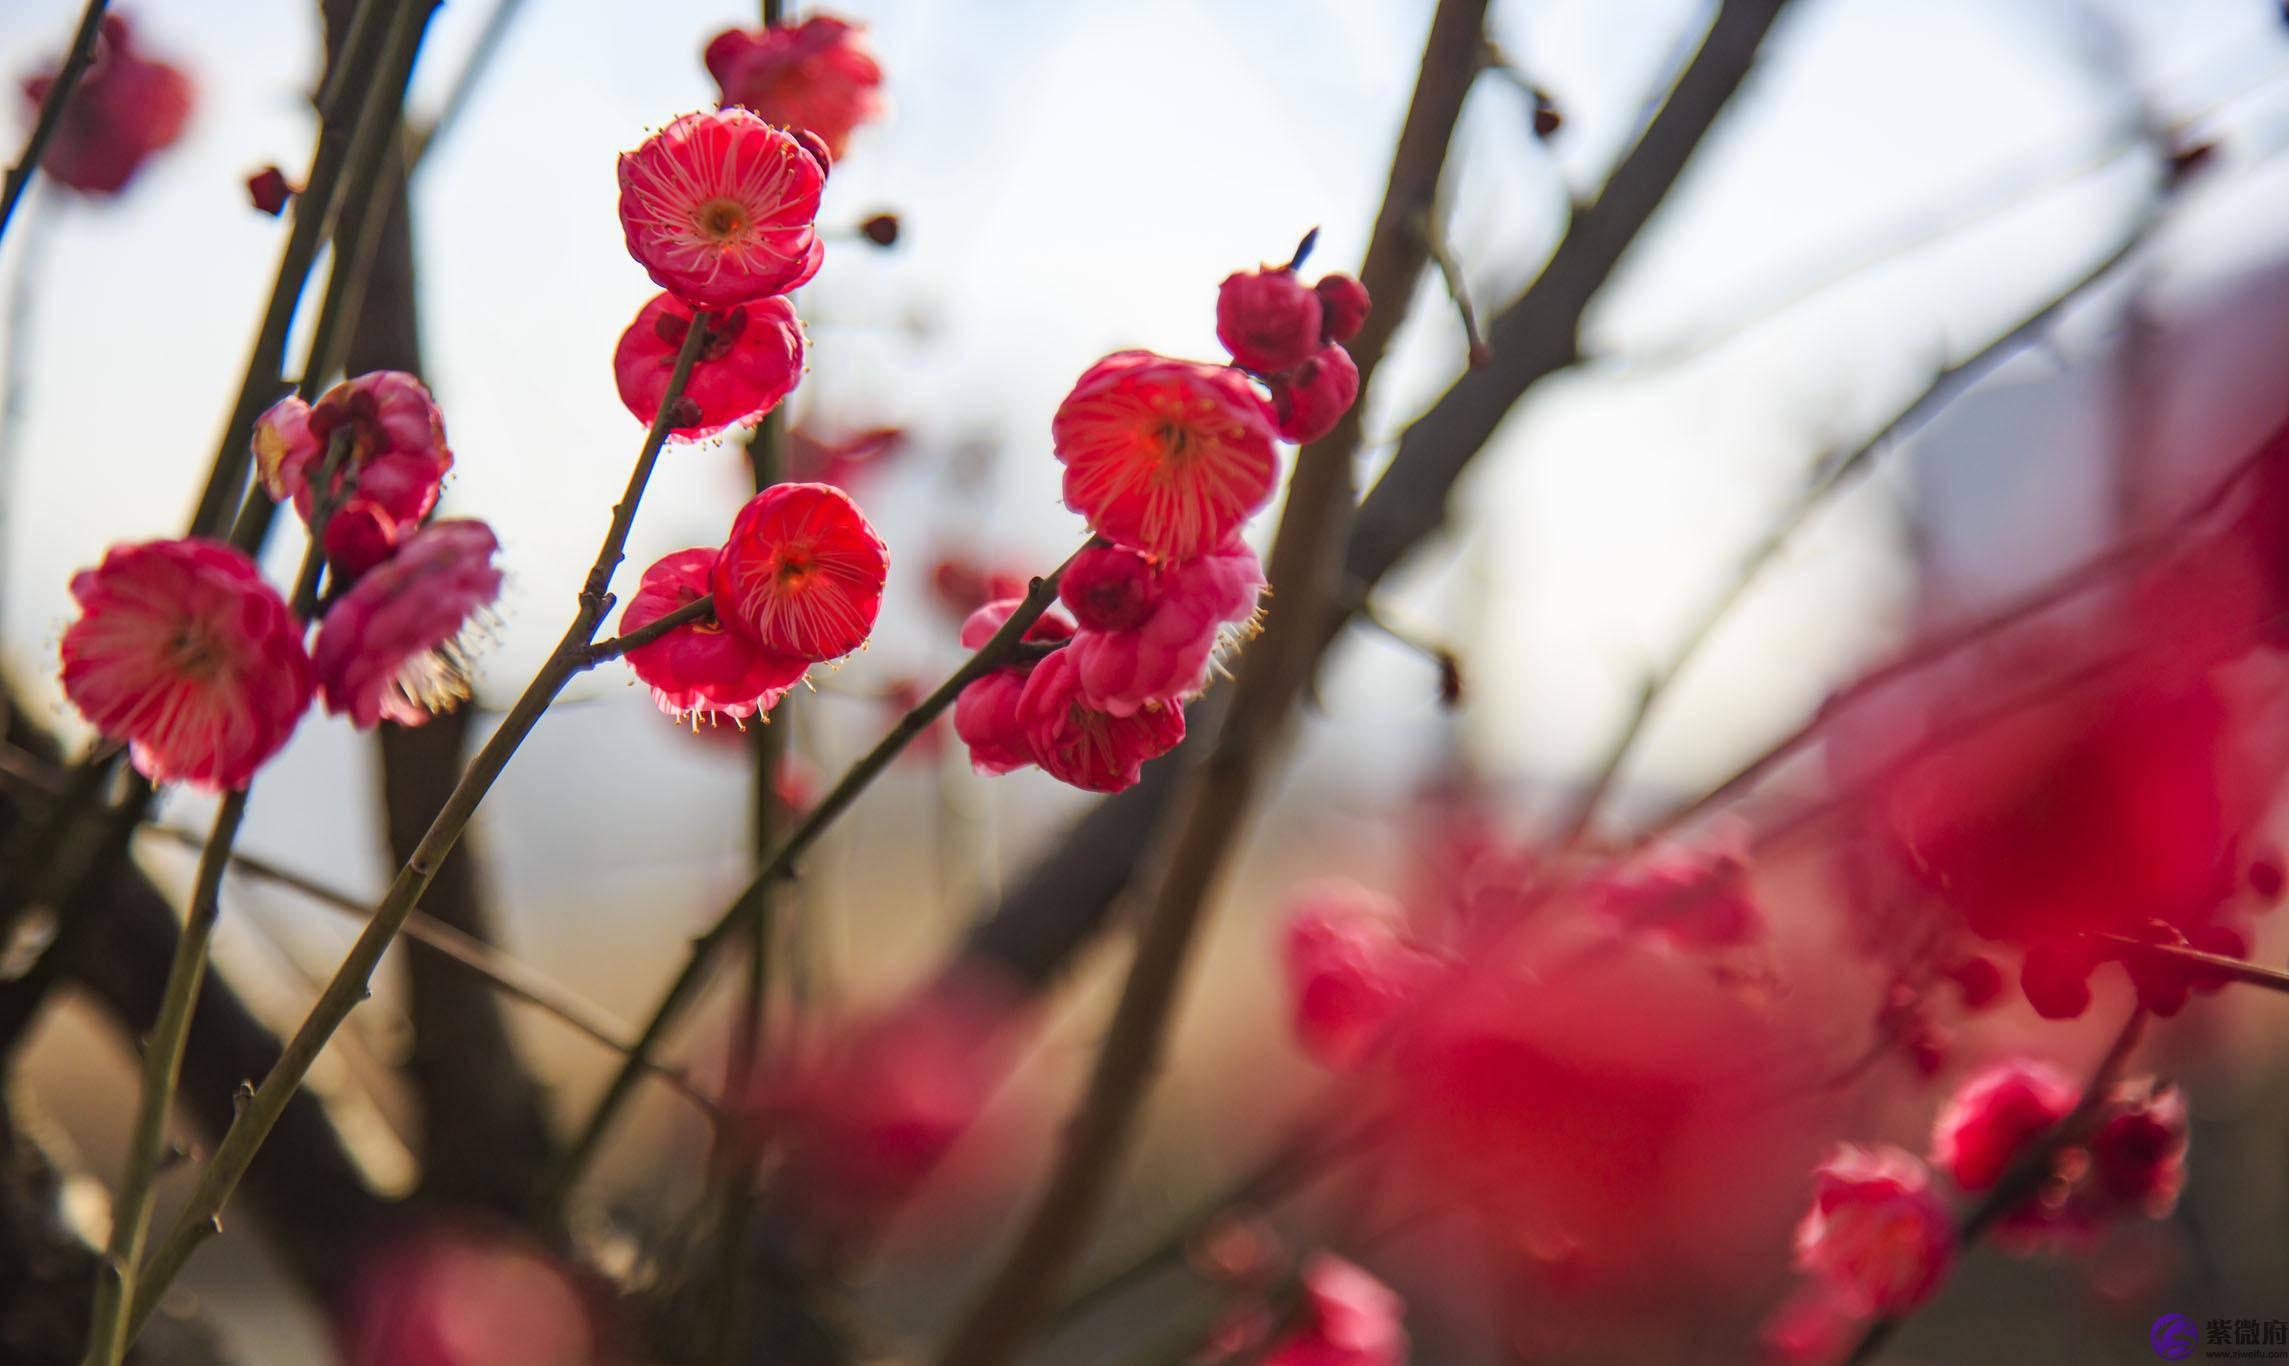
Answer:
925;4;1500;1363
319;19;558;1212
0;0;112;246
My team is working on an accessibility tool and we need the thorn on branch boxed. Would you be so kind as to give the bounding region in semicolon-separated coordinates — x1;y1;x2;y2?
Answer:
1413;209;1490;368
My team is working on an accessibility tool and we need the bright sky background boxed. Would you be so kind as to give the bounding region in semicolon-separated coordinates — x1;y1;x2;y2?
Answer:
6;1;2289;1358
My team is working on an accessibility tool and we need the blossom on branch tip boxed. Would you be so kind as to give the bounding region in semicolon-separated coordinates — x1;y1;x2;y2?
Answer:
60;537;311;791
1260;1255;1409;1366
1270;343;1361;445
704;15;885;162
1792;1145;1953;1316
952;597;1073;775
258;373;454;571
618;109;825;308
20;15;192;198
311;521;502;729
713;482;888;662
613;292;805;439
1059;537;1263;715
1052;350;1280;561
1217;266;1323;375
620;547;807;724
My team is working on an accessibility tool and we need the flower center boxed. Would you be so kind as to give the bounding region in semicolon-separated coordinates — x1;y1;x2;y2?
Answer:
775;548;816;593
1151;420;1193;466
167;623;229;680
696;197;750;242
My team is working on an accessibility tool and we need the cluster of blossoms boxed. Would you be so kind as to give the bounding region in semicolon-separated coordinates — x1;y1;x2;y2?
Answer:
611;102;829;437
61;373;501;789
951;245;1371;793
19;13;192;198
1774;1057;2189;1359
607;105;889;723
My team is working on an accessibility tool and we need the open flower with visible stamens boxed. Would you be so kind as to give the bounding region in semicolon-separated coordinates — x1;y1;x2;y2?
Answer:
311;521;502;729
613;292;805;439
1016;646;1184;793
60;537;312;791
952;597;1075;774
617;109;825;309
713;482;888;662
621;547;807;723
704;15;885;161
1052;350;1280;561
1059;537;1263;715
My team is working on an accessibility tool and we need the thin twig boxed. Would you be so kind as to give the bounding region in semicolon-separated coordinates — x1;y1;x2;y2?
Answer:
589;593;716;662
539;546;1089;1222
135;825;722;1116
0;0;112;246
120;311;718;1348
1415;208;1489;368
84;415;362;1365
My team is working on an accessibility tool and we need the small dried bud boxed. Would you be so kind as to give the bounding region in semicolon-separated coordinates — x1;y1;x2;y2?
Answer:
860;211;900;246
246;165;293;216
1532;88;1563;138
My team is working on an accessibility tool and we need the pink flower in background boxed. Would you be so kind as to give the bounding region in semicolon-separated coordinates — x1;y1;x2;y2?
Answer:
705;15;885;161
60;538;311;790
929;553;1029;619
1053;350;1281;561
1217;266;1323;375
1792;1145;1953;1316
1930;1059;2077;1193
1270;343;1361;445
613;292;805;439
341;1227;599;1366
620;547;807;723
252;394;320;500
789;424;905;487
1314;274;1371;345
1059;537;1262;715
618;109;825;308
1260;1256;1408;1366
1016;647;1184;792
1282;883;1437;1070
310;521;501;729
713;482;889;662
754;972;1022;1226
1587;836;1764;951
20;15;192;197
952;597;1074;775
